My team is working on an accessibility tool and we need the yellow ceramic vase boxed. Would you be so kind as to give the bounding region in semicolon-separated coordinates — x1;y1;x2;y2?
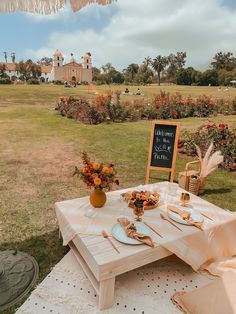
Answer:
90;188;107;208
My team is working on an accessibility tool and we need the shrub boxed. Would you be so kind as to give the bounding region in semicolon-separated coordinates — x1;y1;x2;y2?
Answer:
232;98;236;114
27;78;40;85
180;123;236;171
134;102;158;120
55;91;236;128
83;105;104;124
194;95;215;117
0;77;11;84
104;91;136;122
53;80;64;85
152;91;196;119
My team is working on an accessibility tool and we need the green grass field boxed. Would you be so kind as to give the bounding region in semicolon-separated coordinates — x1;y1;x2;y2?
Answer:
0;84;236;313
1;83;236;106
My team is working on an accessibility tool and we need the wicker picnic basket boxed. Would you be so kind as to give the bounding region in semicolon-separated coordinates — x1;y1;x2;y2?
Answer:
178;160;201;194
198;177;206;195
189;174;201;195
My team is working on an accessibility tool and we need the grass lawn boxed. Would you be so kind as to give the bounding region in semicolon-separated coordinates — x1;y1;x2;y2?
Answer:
0;84;236;313
1;83;236;106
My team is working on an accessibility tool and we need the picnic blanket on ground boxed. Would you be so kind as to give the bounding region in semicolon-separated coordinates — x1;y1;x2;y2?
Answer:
16;251;211;314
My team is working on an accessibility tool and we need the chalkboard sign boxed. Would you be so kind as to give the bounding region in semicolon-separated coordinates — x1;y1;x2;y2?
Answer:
146;121;180;183
151;124;177;168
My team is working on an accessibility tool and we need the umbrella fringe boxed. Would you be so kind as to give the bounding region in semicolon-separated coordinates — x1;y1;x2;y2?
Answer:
70;0;116;12
0;0;66;14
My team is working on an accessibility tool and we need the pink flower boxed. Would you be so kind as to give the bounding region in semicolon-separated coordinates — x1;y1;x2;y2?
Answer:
220;140;227;145
206;123;216;129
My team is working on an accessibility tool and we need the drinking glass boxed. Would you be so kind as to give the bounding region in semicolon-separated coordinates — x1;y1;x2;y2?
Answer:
133;207;145;222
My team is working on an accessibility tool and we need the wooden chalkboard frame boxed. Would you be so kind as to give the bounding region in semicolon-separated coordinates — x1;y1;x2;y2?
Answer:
146;120;180;184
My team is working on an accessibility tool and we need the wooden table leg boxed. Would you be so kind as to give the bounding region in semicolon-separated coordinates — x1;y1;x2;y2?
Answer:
98;277;115;310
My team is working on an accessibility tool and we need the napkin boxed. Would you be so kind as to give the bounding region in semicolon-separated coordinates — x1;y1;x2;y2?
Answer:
117;217;154;247
168;205;203;230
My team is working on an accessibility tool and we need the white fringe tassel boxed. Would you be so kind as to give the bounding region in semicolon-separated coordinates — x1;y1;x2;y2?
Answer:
70;0;116;12
0;0;116;14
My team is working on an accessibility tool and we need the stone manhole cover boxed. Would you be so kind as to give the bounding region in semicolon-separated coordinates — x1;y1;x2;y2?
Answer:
0;250;39;311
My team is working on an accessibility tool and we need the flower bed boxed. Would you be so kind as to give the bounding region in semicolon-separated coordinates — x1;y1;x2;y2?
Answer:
179;123;236;171
55;91;236;125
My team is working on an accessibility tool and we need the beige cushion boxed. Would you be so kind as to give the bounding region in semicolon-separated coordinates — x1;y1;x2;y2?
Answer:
172;271;236;314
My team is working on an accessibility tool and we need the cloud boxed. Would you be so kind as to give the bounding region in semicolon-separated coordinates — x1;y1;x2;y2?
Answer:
26;0;236;70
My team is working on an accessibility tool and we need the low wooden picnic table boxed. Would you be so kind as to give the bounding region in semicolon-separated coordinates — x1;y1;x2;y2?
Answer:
55;181;231;309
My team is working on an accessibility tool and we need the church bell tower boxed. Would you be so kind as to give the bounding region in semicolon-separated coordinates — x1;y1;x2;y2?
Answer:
82;52;92;70
53;49;63;67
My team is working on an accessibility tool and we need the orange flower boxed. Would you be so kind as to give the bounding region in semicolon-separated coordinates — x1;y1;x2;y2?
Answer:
92;162;101;170
108;167;114;174
94;177;101;186
102;167;110;174
83;167;90;173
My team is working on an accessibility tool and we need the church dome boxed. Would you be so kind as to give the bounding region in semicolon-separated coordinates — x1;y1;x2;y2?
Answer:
53;49;62;57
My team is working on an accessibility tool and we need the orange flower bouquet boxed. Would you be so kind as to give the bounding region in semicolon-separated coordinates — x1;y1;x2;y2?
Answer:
74;152;119;209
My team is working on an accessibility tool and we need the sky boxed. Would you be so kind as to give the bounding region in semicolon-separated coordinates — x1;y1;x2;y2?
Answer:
1;0;236;70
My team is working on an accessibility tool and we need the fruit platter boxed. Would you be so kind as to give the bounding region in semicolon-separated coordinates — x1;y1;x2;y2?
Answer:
122;190;160;210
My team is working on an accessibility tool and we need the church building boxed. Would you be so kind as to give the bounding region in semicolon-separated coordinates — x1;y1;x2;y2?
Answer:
49;50;92;83
0;49;92;83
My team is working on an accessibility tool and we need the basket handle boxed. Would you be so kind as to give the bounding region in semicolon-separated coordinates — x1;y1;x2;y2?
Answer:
184;160;201;171
184;160;201;190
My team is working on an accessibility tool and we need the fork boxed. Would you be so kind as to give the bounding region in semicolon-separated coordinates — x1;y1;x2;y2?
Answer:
160;213;183;232
102;230;120;254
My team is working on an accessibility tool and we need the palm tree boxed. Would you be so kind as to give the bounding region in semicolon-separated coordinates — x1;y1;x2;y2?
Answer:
126;63;139;81
151;55;169;86
3;52;7;63
143;56;152;67
11;52;16;63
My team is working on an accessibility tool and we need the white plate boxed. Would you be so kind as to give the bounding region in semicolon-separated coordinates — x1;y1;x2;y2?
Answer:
167;206;204;225
111;222;152;245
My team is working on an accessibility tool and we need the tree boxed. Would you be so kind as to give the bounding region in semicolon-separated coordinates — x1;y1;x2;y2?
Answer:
211;51;236;71
3;52;7;63
101;63;116;85
99;63;124;84
37;57;53;66
136;64;154;84
217;68;236;86
92;67;101;82
112;70;124;84
124;63;139;82
30;62;42;79
143;56;152;67
16;59;41;81
167;52;187;81
176;67;198;85
0;64;7;78
200;69;218;86
11;53;16;63
151;55;169;85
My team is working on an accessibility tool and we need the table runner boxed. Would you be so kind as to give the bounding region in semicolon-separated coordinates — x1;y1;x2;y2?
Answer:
55;182;236;277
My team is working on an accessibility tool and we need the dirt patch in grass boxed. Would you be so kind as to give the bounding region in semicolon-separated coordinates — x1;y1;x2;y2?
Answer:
4;138;80;199
29;139;78;178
